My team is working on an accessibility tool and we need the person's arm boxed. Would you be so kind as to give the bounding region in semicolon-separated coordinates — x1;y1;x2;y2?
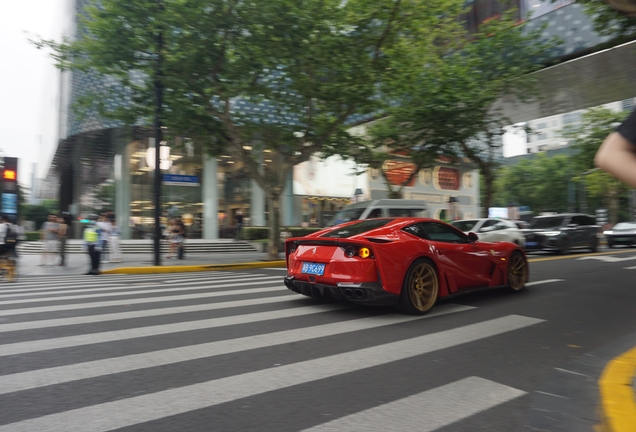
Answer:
595;133;636;186
595;109;636;187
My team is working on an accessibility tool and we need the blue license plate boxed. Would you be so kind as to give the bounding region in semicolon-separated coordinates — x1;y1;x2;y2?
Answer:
302;262;326;276
526;241;538;247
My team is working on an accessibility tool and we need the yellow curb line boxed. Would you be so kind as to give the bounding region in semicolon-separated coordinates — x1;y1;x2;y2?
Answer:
528;249;636;263
100;261;287;275
598;346;636;432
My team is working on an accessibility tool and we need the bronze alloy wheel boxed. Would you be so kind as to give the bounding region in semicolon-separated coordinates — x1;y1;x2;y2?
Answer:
508;252;527;291
407;261;439;313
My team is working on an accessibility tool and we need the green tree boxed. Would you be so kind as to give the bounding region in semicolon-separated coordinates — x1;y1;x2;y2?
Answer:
495;153;572;213
575;0;636;39
38;0;465;259
359;10;558;211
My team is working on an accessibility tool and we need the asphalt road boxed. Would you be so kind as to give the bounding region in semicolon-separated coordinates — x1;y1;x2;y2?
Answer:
1;247;636;431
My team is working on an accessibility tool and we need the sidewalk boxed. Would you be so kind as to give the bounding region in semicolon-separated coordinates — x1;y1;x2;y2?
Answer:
12;251;286;277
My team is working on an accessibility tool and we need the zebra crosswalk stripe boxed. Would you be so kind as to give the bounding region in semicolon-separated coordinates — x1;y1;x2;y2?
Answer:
0;314;542;432
0;304;474;395
0;276;282;305
0;284;287;317
301;376;526;432
0;272;250;293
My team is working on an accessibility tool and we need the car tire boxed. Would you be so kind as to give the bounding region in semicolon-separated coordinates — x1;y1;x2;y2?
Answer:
507;251;528;292
590;237;598;253
607;241;614;249
399;258;439;315
557;240;570;255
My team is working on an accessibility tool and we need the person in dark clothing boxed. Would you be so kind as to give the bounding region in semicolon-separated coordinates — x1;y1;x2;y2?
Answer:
596;108;636;187
235;211;243;241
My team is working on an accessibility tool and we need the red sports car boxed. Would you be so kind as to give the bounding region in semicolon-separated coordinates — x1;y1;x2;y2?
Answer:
284;218;528;315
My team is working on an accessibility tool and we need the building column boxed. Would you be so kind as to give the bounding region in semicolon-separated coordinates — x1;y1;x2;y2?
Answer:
203;156;219;239
114;141;131;239
251;180;265;226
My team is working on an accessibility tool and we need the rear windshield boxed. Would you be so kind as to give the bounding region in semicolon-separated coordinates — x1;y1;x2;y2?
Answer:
450;220;478;232
329;208;366;226
613;222;636;230
320;219;391;238
530;216;565;230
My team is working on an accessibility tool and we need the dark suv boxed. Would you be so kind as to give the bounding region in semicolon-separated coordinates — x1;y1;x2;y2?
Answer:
522;213;600;254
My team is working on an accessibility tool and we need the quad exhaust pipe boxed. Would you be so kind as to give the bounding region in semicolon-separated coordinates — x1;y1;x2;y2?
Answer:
343;288;366;299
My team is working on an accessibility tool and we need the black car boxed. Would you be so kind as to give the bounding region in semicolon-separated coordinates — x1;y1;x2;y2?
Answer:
604;222;636;248
522;213;600;254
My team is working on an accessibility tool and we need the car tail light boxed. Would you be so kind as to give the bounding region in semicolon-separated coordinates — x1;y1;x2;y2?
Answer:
342;245;373;259
344;246;357;257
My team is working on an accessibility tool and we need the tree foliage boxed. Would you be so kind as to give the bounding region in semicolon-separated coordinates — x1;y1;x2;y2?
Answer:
357;9;559;211
574;0;636;39
38;0;476;258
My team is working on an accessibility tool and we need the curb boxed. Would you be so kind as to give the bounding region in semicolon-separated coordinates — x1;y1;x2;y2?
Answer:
598;346;636;431
100;261;287;275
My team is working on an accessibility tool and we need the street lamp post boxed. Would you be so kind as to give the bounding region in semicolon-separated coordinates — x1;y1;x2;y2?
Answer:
153;1;164;267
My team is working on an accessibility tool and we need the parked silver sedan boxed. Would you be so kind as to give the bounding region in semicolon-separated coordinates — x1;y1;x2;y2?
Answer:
450;218;526;247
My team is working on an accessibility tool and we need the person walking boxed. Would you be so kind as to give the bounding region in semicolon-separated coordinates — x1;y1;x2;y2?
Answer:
57;214;69;266
83;215;102;275
38;214;59;266
109;216;123;263
176;217;186;259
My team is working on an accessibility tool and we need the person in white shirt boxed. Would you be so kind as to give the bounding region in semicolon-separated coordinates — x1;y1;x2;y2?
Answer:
109;217;123;263
96;215;112;263
0;215;8;255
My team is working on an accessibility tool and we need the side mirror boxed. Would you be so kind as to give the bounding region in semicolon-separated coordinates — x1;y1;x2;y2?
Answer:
468;232;479;242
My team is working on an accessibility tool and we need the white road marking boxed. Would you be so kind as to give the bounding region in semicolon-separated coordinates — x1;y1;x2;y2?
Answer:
0;294;303;333
0;285;288;317
578;255;636;263
526;279;565;287
0;304;474;395
0;315;542;432
0;297;345;356
0;276;282;305
302;377;526;432
0;273;258;296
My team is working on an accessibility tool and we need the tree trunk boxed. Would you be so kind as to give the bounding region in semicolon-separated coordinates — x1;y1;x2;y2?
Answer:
267;194;282;260
609;188;620;225
482;170;495;217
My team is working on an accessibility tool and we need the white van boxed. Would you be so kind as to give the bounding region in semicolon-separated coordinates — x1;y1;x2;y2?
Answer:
328;199;429;226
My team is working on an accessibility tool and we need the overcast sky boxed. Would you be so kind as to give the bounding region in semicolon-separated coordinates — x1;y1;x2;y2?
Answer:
0;0;69;187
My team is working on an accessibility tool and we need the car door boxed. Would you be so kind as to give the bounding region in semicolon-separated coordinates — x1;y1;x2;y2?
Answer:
476;219;499;242
569;215;587;246
419;222;491;289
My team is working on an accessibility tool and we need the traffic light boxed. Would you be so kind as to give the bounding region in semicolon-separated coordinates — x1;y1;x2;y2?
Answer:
2;157;18;223
2;157;17;192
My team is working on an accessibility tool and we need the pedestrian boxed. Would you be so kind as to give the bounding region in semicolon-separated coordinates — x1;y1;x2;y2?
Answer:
83;214;101;275
176;217;186;259
109;216;123;263
38;214;59;266
166;219;183;259
57;214;69;266
235;210;243;241
595;108;636;187
0;215;10;257
96;214;112;263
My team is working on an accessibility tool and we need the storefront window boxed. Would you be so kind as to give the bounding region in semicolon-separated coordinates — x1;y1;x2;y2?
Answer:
128;136;204;239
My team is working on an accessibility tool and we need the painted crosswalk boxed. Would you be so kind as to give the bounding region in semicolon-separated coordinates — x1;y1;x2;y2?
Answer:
0;272;550;431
